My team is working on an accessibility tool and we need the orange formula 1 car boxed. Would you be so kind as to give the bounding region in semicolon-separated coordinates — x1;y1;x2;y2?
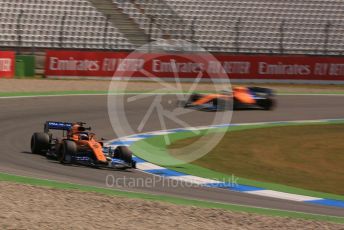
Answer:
178;87;276;111
31;121;136;169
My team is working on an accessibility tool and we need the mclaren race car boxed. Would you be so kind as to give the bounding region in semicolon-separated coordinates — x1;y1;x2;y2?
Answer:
30;121;136;169
178;86;275;111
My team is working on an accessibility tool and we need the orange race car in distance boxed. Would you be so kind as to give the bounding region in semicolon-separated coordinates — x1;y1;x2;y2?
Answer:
30;121;136;169
178;86;275;111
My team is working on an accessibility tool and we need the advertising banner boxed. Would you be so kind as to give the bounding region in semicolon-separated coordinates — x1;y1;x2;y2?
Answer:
45;50;344;81
0;51;15;78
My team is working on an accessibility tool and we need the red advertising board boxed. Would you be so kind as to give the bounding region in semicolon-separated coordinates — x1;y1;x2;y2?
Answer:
0;51;15;78
45;50;344;81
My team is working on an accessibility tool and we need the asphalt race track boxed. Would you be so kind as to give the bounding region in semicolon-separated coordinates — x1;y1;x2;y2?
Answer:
1;94;344;217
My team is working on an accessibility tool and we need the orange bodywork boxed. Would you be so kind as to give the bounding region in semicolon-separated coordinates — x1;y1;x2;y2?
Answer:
193;94;230;105
233;87;255;104
68;124;107;163
192;87;255;105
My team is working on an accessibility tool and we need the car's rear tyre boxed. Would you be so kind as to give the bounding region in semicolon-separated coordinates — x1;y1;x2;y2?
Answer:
188;93;202;103
59;140;77;164
233;98;240;110
213;98;231;111
178;94;202;108
114;146;133;166
31;132;50;155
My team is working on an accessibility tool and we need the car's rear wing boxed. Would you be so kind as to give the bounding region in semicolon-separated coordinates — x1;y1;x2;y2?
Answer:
44;121;73;133
248;87;274;96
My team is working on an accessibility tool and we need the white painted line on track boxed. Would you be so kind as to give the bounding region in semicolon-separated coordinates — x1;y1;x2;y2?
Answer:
120;137;146;142
246;190;323;202
136;162;166;170
168;175;220;185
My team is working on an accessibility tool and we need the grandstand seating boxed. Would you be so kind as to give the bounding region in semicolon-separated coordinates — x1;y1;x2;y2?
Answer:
0;0;343;54
0;0;135;49
115;0;344;54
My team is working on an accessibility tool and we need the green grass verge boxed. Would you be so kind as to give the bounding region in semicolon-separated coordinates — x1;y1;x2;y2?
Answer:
130;121;344;201
172;124;344;195
0;172;343;224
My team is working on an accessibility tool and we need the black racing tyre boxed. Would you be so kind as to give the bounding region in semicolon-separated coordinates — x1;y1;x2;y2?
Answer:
31;132;50;155
59;140;77;164
114;146;133;165
259;98;275;110
233;98;240;110
213;98;231;111
189;93;202;102
178;94;203;108
132;160;137;169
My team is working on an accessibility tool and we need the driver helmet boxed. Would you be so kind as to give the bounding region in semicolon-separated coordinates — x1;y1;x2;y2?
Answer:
79;133;89;140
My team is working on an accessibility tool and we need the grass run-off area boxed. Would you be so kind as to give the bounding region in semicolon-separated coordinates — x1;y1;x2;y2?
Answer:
169;124;344;195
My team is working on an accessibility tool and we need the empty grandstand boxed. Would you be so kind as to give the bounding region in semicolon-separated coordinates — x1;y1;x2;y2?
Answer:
0;0;343;55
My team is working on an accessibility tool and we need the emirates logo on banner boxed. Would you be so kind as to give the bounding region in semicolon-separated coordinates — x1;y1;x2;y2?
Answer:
45;49;344;81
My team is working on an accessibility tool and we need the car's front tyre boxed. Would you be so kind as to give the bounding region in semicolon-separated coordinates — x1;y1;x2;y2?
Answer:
114;146;134;167
259;98;275;110
59;140;77;164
